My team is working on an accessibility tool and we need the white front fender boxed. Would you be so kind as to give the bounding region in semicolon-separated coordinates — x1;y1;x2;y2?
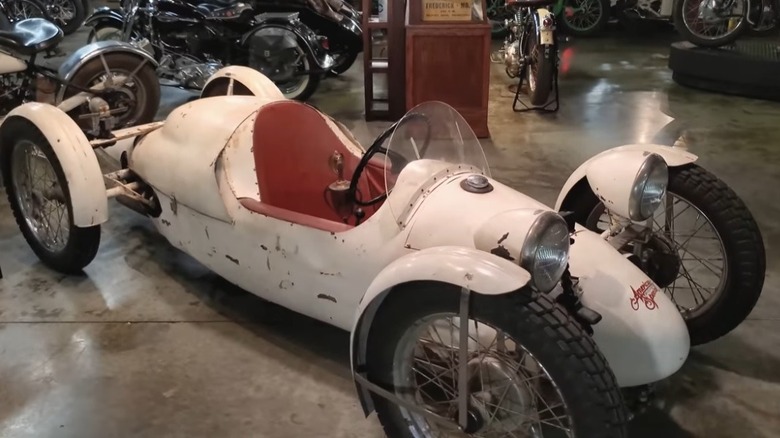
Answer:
1;103;108;227
555;144;698;212
200;66;285;100
570;226;690;387
349;246;531;415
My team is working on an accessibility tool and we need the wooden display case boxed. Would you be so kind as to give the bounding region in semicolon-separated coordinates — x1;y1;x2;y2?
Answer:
405;0;491;137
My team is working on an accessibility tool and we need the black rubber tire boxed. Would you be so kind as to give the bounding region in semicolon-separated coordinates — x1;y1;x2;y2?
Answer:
673;0;749;47
0;117;101;274
51;0;87;35
525;27;555;106
562;164;766;346
559;0;611;37
330;50;359;75
283;44;321;102
63;52;160;129
366;281;628;438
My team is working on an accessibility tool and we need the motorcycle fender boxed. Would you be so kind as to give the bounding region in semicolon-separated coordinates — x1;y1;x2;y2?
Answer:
536;8;555;45
349;246;531;415
83;7;125;28
242;18;335;71
570;227;690;387
1;103;108;227
56;40;159;102
200;65;285;100
555;144;699;212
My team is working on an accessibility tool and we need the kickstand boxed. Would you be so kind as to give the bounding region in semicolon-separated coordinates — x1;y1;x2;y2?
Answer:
512;64;559;113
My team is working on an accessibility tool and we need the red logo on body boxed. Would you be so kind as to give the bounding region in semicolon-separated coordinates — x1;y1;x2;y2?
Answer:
630;280;659;311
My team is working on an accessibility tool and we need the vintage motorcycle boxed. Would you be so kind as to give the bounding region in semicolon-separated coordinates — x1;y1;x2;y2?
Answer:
672;0;778;46
83;0;333;100
492;0;559;107
489;0;611;37
0;17;160;134
0;66;765;436
244;0;363;75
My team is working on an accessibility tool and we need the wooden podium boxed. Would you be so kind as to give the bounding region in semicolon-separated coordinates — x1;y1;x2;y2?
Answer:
405;0;491;138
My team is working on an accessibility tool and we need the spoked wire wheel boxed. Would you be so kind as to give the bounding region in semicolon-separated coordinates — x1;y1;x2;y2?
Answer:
366;283;628;438
560;0;610;36
567;164;765;345
10;139;70;253
585;193;727;320
674;0;748;46
5;0;46;21
395;314;573;437
0;118;101;273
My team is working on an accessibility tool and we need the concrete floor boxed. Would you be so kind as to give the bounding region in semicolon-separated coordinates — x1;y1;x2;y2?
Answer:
1;22;779;438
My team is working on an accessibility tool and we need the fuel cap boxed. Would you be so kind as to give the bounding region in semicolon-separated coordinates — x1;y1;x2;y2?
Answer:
460;174;493;193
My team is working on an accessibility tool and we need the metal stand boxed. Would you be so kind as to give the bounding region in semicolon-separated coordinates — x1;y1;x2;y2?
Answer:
512;64;559;113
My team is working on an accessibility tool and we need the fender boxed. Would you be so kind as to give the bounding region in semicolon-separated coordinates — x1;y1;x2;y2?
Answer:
1;103;108;227
349;246;531;415
569;225;690;386
555;144;699;211
55;40;159;102
242;13;334;70
201;66;285;100
534;8;555;46
83;6;125;28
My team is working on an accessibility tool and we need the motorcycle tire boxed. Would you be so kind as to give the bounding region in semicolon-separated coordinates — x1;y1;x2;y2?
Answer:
0;117;101;274
47;0;87;35
330;50;358;75
559;0;611;37
563;164;766;346
673;0;749;47
366;281;628;438
525;27;555;106
63;52;161;129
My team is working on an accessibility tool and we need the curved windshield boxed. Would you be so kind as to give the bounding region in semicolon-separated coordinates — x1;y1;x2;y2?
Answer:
383;101;490;226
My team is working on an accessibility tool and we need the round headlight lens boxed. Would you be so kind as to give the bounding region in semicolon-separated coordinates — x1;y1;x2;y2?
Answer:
520;212;570;293
629;153;668;221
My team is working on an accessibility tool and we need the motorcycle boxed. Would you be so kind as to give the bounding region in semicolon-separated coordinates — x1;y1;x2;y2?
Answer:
492;0;559;107
0;0;48;25
244;0;363;75
672;0;778;46
83;0;333;101
0;17;160;136
0;65;765;436
488;0;612;37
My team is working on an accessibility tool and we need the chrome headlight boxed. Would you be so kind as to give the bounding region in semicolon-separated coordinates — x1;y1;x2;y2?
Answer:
519;212;570;293
628;153;668;222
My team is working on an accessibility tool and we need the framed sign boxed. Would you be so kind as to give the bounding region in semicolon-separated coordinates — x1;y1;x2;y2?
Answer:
422;0;471;21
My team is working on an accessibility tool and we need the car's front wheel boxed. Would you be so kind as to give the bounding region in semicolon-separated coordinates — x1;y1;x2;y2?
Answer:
366;281;628;437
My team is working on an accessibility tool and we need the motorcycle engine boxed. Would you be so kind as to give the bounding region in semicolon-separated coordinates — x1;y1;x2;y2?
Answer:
503;40;521;78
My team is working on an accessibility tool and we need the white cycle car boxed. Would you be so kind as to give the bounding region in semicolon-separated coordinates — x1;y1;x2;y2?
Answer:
0;67;764;437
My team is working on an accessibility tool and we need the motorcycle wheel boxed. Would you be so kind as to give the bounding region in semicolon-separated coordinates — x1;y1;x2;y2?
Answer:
563;164;766;346
62;52;161;129
4;0;47;22
330;50;359;75
673;0;749;47
366;282;628;438
524;26;555;106
46;0;86;35
0;117;101;274
250;41;320;101
559;0;611;36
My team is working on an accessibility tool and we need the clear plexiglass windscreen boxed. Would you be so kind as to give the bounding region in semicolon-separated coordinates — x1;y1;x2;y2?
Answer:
383;101;490;225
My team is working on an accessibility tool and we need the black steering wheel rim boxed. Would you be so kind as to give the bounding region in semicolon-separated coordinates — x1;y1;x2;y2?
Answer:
348;113;432;207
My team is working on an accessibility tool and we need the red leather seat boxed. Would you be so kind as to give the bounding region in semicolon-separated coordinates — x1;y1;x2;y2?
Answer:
240;100;384;231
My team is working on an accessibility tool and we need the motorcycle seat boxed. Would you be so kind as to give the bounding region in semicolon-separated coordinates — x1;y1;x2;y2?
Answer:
0;18;63;56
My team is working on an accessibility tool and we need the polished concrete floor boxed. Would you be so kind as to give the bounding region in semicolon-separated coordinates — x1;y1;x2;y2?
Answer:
1;23;779;438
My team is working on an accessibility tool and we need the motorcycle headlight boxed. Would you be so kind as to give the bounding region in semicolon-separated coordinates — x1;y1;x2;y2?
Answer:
628;153;668;222
519;212;570;293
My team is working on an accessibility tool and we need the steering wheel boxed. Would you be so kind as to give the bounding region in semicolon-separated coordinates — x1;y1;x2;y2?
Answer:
348;113;431;207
